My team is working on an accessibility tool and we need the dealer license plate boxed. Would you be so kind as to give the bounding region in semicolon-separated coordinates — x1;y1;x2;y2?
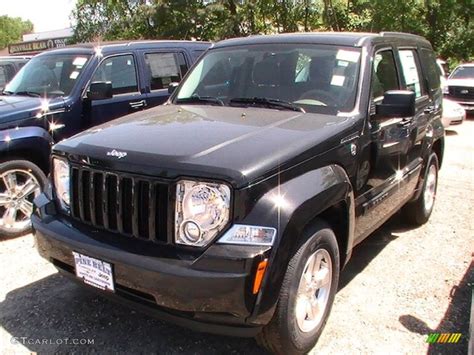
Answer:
73;252;115;292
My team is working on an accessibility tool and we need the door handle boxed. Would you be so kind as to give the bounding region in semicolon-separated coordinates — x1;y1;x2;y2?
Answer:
424;106;435;114
397;118;412;127
129;100;147;109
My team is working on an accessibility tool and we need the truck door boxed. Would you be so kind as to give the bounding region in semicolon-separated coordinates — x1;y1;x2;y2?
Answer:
84;53;148;127
139;50;189;107
354;47;424;241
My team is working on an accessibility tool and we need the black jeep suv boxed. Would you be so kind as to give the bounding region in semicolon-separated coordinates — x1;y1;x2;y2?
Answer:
33;32;444;354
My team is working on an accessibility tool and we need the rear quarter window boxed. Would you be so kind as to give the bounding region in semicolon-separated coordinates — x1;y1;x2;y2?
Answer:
419;48;441;92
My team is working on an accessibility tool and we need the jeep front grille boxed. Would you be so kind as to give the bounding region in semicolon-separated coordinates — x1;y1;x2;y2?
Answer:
70;166;169;243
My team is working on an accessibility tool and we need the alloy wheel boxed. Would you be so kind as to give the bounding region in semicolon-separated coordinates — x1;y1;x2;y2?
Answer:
0;169;41;232
295;248;333;333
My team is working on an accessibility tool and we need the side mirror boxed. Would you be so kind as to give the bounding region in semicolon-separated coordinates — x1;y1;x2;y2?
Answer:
376;90;416;117
87;81;113;100
168;82;179;95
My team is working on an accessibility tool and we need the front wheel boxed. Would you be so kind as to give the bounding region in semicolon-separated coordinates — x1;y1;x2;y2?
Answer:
403;153;439;226
0;160;47;238
256;221;340;355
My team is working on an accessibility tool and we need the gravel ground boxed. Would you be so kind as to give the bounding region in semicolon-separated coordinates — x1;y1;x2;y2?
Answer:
1;120;473;355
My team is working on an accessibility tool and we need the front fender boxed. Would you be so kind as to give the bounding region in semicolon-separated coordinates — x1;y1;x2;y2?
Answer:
0;126;53;170
234;164;354;324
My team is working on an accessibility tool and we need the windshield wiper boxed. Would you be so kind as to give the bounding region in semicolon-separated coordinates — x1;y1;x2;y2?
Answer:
1;90;13;96
14;91;42;97
176;95;224;106
229;97;305;113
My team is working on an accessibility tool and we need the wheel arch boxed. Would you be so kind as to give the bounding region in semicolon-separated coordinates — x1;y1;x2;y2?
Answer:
0;126;53;174
246;164;355;324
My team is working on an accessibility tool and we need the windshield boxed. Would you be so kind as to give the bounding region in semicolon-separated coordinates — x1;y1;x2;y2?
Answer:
4;54;91;97
174;44;361;114
450;66;474;80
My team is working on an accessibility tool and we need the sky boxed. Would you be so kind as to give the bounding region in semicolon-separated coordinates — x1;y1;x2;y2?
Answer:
0;0;77;33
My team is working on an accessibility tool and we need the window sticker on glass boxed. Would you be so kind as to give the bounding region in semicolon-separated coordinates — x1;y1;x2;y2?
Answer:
69;71;79;80
73;57;88;67
336;50;360;63
149;53;179;77
331;75;345;86
338;60;349;67
399;50;422;97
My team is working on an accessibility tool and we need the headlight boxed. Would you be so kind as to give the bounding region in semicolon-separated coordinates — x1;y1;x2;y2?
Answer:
175;180;230;247
442;85;449;95
53;158;70;210
218;225;277;246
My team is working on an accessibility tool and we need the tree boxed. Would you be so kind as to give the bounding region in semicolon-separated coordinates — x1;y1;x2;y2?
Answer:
0;16;33;49
70;0;473;65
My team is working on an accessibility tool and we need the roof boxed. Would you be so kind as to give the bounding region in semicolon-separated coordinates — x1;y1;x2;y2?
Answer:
213;31;431;49
456;63;474;67
0;56;31;61
37;40;211;56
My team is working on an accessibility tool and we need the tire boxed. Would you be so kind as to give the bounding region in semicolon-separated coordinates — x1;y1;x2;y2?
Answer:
256;221;340;355
403;153;439;226
0;160;47;238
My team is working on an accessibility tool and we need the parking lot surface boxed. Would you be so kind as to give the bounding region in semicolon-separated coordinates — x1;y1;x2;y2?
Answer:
1;120;473;354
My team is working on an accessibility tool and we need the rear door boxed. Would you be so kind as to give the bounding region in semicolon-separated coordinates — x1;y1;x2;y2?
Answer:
85;52;148;127
396;48;433;164
139;50;190;108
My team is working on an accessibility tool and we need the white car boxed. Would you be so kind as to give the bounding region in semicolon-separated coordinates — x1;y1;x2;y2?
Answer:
444;63;474;113
442;98;466;128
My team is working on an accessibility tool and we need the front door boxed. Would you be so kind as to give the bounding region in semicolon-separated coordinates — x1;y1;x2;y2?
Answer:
354;47;426;241
85;53;148;127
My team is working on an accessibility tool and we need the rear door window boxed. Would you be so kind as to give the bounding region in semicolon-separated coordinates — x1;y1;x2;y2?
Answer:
419;49;441;92
144;52;188;90
398;49;425;98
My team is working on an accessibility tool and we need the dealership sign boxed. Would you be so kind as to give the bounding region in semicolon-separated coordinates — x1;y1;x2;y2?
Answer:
8;38;68;54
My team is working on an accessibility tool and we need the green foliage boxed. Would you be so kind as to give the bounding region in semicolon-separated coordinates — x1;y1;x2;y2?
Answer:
71;0;473;65
0;16;33;49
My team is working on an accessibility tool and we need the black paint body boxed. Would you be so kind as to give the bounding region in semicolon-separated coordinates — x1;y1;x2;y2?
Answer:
33;33;444;336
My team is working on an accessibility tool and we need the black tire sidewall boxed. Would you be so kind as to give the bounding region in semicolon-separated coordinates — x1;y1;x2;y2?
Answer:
281;223;340;353
0;160;47;237
419;154;439;220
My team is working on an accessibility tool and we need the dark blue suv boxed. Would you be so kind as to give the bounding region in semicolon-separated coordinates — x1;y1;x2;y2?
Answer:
0;40;210;236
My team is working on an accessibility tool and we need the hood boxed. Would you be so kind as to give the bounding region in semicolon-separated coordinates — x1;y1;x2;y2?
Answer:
56;105;355;187
446;78;474;87
0;95;64;124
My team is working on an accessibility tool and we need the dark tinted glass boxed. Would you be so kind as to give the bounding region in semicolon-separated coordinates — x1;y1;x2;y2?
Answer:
92;55;138;95
450;66;474;79
372;50;399;99
420;49;441;91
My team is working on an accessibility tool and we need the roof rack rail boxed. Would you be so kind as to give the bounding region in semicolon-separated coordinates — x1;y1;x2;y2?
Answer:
379;31;425;39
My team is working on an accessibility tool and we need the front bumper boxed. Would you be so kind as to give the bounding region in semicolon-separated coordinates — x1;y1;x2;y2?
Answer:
444;96;474;112
32;197;271;337
441;113;465;128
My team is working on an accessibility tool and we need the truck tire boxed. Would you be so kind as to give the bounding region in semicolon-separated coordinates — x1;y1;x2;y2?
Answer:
0;160;47;238
403;153;439;226
256;221;340;355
